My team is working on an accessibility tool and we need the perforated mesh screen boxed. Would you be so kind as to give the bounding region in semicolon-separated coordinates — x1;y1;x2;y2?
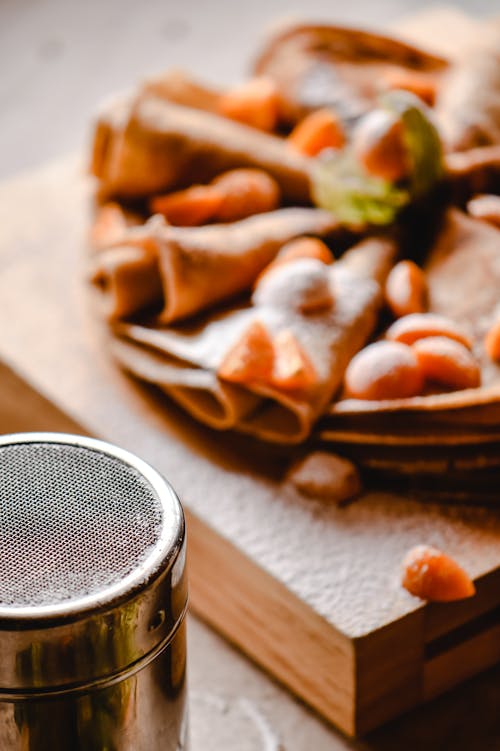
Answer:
0;441;164;608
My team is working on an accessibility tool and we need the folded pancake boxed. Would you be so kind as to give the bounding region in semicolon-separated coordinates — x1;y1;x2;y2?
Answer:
90;208;342;322
142;68;222;113
321;209;500;445
436;35;500;151
91;92;312;202
445;145;500;200
253;24;448;126
111;236;397;443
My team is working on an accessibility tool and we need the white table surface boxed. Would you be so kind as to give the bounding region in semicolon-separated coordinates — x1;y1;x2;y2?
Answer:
1;1;499;748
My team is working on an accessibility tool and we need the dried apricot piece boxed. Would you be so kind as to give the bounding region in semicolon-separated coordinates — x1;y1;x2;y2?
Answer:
212;169;280;222
385;260;428;318
287;108;345;157
150;185;223;226
485;316;500;362
218;77;280;132
402;545;475;602
272;330;317;392
344;341;424;400
386;313;472;349
353;110;410;182
413;336;481;390
218;321;274;385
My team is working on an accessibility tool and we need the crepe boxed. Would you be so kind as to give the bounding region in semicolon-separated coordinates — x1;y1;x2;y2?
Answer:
436;35;500;151
253;24;448;126
91;93;312;202
111;236;397;443
321;209;500;454
90;208;342;323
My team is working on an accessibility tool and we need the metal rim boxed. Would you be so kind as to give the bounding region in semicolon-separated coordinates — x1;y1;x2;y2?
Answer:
0;432;185;621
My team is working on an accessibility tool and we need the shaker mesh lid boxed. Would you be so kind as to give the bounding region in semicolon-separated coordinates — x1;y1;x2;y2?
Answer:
0;434;182;615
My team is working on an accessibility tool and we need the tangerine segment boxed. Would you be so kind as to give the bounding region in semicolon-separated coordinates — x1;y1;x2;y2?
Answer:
385;260;428;318
150;185;223;226
212;169;280;222
413;336;481;390
344;341;424;400
402;545;475;602
485;318;500;362
386;313;472;349
218;77;280;132
287;108;345;157
272;330;317;392
218;321;274;385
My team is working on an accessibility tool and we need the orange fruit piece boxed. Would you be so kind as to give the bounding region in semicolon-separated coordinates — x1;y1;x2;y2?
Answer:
218;320;274;385
150;185;223;226
381;69;438;106
218;77;280;132
485;317;500;362
353;109;410;182
413;336;481;390
402;545;475;602
344;341;424;401
385;260;428;318
254;237;333;289
212;169;280;222
287;108;345;157
386;313;472;350
272;330;317;392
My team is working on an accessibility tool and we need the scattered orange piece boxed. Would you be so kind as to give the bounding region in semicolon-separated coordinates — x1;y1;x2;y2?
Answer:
485;317;500;362
150;185;223;226
212;169;280;222
385;260;428;318
386;313;472;350
413;336;481;390
287;108;345;157
381;69;438;106
272;330;317;392
254;236;333;288
402;545;475;602
218;77;280;132
344;341;424;400
353;109;410;182
218;320;274;385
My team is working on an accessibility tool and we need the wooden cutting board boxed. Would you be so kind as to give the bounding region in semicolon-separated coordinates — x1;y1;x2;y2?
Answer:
0;11;499;737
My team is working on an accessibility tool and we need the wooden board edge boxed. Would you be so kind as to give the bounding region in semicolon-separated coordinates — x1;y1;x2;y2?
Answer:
186;508;357;736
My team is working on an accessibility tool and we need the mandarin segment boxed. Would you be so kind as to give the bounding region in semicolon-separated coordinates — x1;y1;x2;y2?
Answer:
485;317;500;362
344;341;424;400
381;69;437;106
413;336;481;390
385;260;428;318
218;320;274;385
272;330;317;392
254;236;333;289
218;77;280;132
287;108;345;157
212;168;280;222
386;313;472;349
402;545;475;602
150;185;223;226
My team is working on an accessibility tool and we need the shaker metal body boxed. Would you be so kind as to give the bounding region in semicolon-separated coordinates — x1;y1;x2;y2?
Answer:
0;433;188;750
